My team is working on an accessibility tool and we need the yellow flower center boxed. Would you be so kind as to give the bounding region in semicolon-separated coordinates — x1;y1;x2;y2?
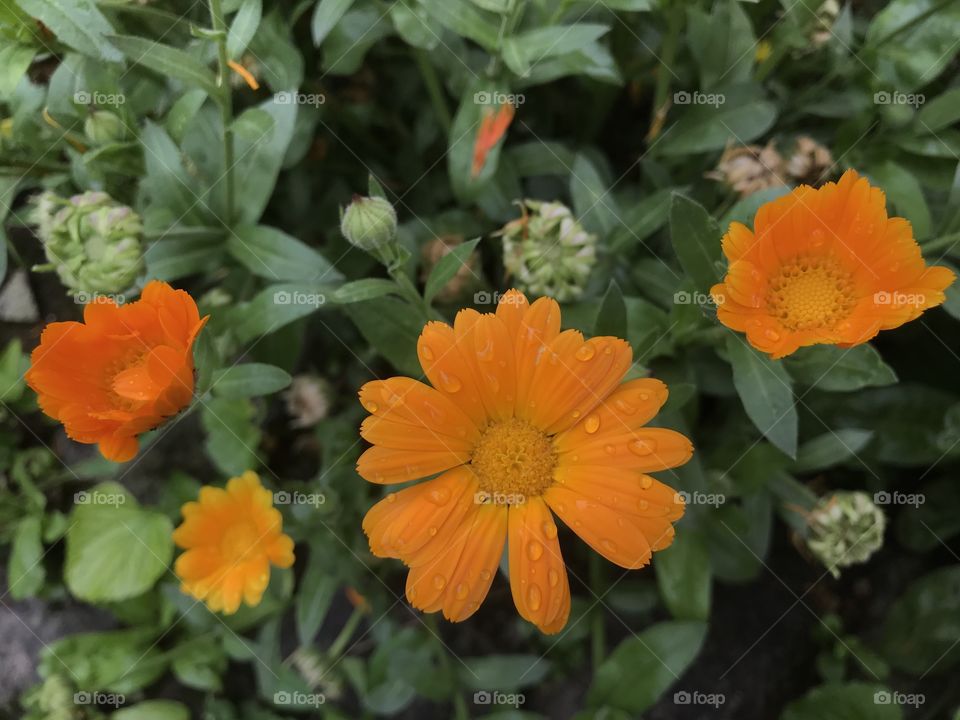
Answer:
220;520;260;562
470;418;558;504
766;254;857;331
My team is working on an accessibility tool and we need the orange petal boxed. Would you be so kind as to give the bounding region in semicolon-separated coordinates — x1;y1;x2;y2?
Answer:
417;321;489;426
360;415;475;454
559;425;692;473
494;288;530;337
513;297;561;416
442;504;508;622
358;377;481;443
553;464;684;522
453;310;517;422
508;498;569;632
556;378;670;452
356;445;470;484
99;434;138;462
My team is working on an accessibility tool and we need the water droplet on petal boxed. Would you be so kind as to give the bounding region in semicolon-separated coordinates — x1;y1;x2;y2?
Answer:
527;541;544;561
638;499;649;511
575;344;596;361
548;569;559;587
386;493;397;503
527;585;542;611
440;372;462;392
455;582;469;599
429;487;451;505
479;569;492;581
584;414;601;434
764;329;781;341
364;401;379;413
542;522;558;539
428;526;438;536
640;476;653;489
614;397;637;415
629;438;657;457
421;345;435;361
602;539;617;553
604;444;616;456
433;574;446;590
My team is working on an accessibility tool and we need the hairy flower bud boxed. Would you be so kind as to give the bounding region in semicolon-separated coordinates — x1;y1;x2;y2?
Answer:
83;111;128;145
30;190;144;296
498;199;597;301
340;195;397;253
806;491;885;578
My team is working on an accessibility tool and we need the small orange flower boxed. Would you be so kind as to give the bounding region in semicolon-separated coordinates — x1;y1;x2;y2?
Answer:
711;170;955;358
358;290;692;633
471;103;515;178
173;471;295;614
26;280;208;462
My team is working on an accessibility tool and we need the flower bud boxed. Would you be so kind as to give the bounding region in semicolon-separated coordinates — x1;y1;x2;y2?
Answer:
498;199;597;301
30;190;144;296
805;491;885;578
83;111;128;145
340;195;397;253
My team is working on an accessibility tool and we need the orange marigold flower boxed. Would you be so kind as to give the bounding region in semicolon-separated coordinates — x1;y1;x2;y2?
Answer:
357;290;692;634
711;170;955;358
25;280;208;463
173;471;295;614
471;103;515;178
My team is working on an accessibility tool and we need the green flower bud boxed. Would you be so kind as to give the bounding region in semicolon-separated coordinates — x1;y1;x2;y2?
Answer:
83;111;128;145
498;199;597;302
806;491;885;578
340;195;398;253
30;190;144;297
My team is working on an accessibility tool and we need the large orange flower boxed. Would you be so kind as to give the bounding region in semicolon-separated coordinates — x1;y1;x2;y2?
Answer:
711;169;954;358
358;290;692;633
173;471;295;614
26;280;207;462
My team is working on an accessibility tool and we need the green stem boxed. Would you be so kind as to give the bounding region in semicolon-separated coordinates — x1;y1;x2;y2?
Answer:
327;607;364;659
651;0;682;127
589;553;605;670
413;48;451;133
426;615;470;720
208;0;235;227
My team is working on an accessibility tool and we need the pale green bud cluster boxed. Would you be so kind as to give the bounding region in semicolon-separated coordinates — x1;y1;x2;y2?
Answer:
806;491;885;578
499;200;597;302
31;190;144;296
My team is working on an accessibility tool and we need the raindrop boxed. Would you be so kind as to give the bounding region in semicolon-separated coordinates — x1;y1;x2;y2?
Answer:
629;438;657;457
527;585;542;611
575;344;595;361
584;414;601;434
527;541;544;561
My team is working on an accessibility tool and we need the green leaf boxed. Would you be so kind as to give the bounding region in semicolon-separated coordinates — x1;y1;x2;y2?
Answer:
65;483;173;603
416;0;500;51
917;88;960;133
784;345;897;392
232;100;298;224
588;621;706;713
41;629;166;693
109;35;218;95
345;296;424;376
655;531;711;621
312;0;355;45
321;5;392;74
212;363;292;398
228;224;342;283
111;700;190;720
594;280;627;338
18;0;121;62
502;24;610;77
608;187;677;252
201;396;261;475
571;152;618;237
781;683;903;720
896;476;960;551
227;0;262;57
726;335;798;458
145;238;224;282
882;566;960;674
332;278;401;304
0;44;37;98
296;547;339;644
230;283;331;344
867;162;931;239
670;193;722;292
686;1;755;91
458;656;550;691
8;515;45;600
424;237;480;304
704;493;773;582
794;430;874;473
658;89;777;156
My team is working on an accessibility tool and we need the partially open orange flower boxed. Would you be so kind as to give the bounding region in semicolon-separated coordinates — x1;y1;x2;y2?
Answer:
471;103;515;178
358;290;692;633
711;170;955;358
26;280;207;462
173;471;295;614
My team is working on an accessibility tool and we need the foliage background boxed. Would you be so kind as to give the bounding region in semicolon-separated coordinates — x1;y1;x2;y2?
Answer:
2;0;960;718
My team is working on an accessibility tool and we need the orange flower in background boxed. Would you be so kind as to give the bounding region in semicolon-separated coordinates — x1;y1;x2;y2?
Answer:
358;290;692;634
711;170;955;358
471;103;515;177
173;471;295;614
26;280;207;462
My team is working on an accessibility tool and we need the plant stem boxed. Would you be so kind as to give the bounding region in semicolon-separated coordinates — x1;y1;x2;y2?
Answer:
413;48;451;133
327;607;364;659
208;0;235;227
651;0;682;130
589;553;605;670
425;615;470;720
